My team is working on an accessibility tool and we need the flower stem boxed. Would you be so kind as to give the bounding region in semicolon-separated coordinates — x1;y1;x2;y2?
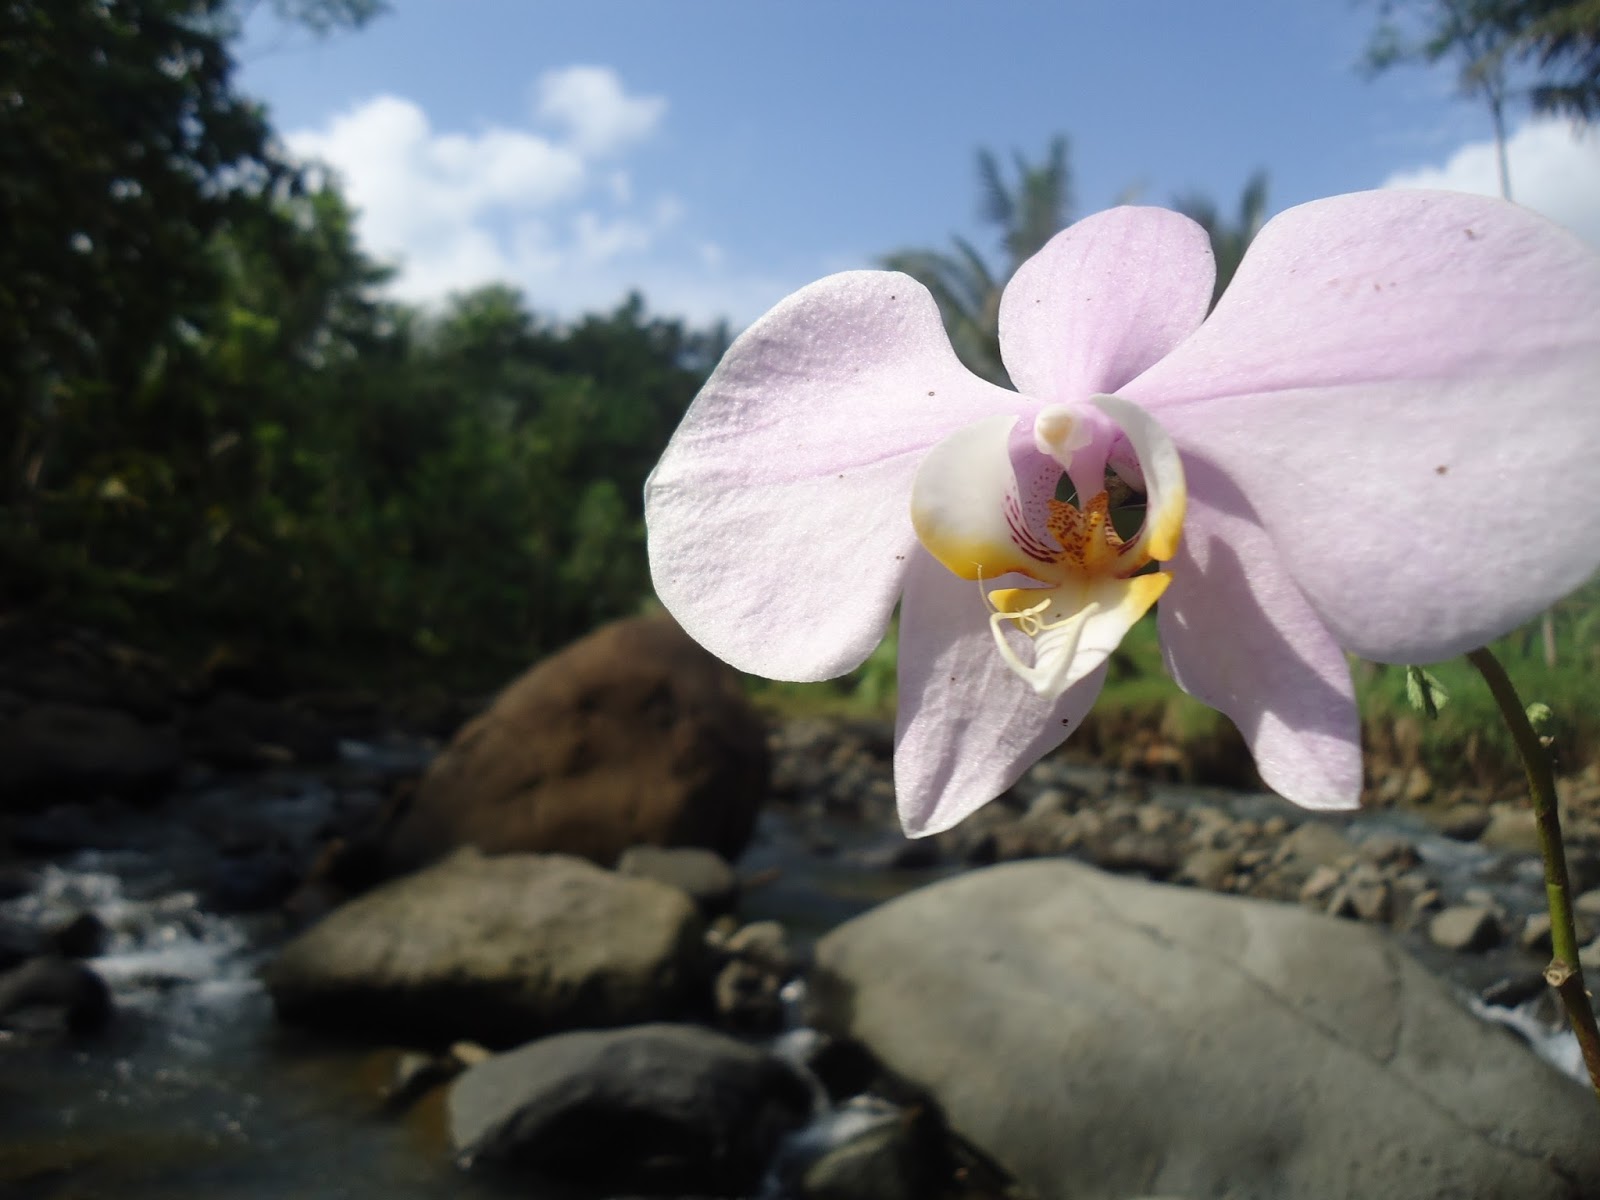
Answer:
1466;646;1600;1104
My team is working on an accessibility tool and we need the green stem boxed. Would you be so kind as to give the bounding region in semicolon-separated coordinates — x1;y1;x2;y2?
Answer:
1467;647;1600;1104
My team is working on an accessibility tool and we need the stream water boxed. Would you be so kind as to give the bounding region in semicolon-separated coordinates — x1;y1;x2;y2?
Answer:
0;751;1584;1199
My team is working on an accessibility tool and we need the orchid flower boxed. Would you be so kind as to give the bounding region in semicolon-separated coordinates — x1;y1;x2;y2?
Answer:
645;191;1600;836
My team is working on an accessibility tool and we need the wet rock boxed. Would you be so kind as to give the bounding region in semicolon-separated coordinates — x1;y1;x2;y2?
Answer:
797;1107;945;1200
448;1023;811;1194
0;703;180;808
617;845;739;917
812;860;1599;1200
1428;906;1502;953
265;848;705;1047
367;616;769;873
0;955;112;1034
1480;972;1548;1009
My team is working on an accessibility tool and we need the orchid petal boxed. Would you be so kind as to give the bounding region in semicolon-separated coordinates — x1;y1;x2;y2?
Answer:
895;550;1106;836
1090;392;1185;563
646;271;1018;680
1124;190;1600;663
910;414;1058;583
1160;456;1362;809
999;207;1215;402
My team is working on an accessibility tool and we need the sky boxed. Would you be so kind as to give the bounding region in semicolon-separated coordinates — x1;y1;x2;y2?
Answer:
236;0;1600;328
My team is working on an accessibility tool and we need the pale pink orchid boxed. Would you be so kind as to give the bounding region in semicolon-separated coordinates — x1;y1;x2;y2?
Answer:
644;191;1600;836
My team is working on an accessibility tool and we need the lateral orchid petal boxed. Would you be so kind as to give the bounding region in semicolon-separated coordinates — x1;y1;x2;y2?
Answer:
1000;207;1215;401
1124;190;1600;663
910;414;1053;583
645;271;1017;680
895;552;1107;836
1158;456;1362;809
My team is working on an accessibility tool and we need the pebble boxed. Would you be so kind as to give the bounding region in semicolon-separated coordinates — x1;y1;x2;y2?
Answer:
1429;906;1502;953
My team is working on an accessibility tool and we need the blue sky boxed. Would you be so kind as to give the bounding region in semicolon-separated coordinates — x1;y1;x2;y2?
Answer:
237;0;1600;326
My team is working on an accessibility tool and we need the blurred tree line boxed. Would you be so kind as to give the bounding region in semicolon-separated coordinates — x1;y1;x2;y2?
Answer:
1;0;724;677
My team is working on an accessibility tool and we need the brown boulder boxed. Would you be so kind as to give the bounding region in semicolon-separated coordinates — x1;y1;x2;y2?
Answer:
373;615;768;873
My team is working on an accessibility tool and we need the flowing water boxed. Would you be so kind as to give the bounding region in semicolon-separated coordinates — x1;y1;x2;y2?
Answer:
0;754;1583;1199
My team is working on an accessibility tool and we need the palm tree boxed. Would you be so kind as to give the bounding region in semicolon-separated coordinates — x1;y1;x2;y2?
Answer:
1173;171;1270;309
884;136;1073;385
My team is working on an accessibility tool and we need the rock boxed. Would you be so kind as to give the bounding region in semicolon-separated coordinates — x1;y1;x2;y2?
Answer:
811;860;1599;1200
265;849;705;1046
1570;888;1600;924
1429;906;1502;953
1581;938;1600;970
1480;973;1548;1009
1297;864;1342;904
797;1107;945;1200
1270;821;1356;872
368;616;769;874
1438;804;1492;842
1088;831;1180;880
1479;806;1541;855
1518;911;1595;954
0;956;113;1034
1175;847;1236;891
713;920;796;1034
448;1023;812;1194
0;703;180;808
1342;863;1393;924
617;845;739;916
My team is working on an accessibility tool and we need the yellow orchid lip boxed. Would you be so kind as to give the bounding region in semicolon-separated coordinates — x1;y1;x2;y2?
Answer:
909;392;1186;699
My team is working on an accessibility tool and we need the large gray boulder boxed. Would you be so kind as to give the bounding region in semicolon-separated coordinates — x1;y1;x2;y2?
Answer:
265;849;705;1046
448;1023;813;1194
812;860;1600;1200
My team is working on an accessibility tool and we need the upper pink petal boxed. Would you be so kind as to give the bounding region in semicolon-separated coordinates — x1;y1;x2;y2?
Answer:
894;549;1106;836
1158;457;1362;810
1125;190;1600;663
646;271;1019;680
999;207;1216;403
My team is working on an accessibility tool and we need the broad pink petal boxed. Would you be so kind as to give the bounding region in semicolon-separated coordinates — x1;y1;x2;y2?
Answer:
1126;190;1600;663
895;550;1106;836
999;207;1215;403
646;271;1019;680
1158;457;1362;809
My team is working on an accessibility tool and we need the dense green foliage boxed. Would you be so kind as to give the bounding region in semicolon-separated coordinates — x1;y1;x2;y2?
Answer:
1;0;721;678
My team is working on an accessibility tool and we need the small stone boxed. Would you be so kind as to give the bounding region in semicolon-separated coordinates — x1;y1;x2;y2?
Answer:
1299;865;1343;905
1438;804;1491;842
1344;865;1393;923
1261;815;1290;839
1479;806;1541;855
1429;906;1502;953
1177;848;1238;892
715;959;784;1034
726;920;794;977
1357;834;1419;870
450;1041;493;1067
1574;889;1600;924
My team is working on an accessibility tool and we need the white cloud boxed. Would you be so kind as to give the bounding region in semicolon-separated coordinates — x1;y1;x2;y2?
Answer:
283;66;790;324
534;65;666;158
1383;117;1600;247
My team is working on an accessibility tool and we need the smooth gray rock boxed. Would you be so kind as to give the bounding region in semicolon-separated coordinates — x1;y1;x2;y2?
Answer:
265;849;705;1046
812;860;1600;1200
448;1023;812;1194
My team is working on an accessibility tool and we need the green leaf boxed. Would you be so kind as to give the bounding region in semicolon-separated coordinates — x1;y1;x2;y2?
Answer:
1405;665;1451;718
